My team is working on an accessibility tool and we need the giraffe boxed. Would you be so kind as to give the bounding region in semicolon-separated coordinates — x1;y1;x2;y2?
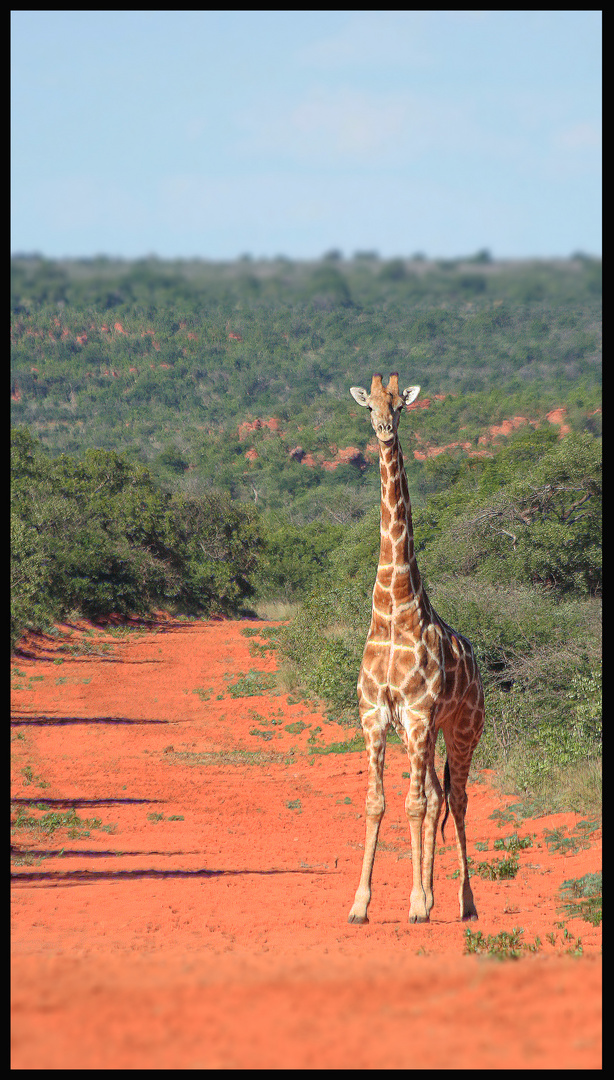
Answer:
347;373;485;925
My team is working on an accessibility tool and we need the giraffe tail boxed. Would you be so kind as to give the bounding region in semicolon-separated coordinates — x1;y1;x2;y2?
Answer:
441;758;451;842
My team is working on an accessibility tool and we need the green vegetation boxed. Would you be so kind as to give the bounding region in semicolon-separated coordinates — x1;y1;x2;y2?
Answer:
464;920;587;958
543;821;599;854
472;855;519;880
463;926;542;959
492;833;533;852
11;426;260;646
449;852;519;881
223;669;278;698
11;253;601;520
11;802;116;839
11;253;601;815
558;872;602;926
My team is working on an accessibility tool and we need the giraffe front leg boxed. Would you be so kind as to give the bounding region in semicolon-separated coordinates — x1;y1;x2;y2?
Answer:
406;790;429;922
403;717;431;922
347;811;382;924
348;716;387;924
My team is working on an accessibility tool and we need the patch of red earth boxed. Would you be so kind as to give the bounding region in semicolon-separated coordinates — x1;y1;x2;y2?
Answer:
237;417;281;441
11;619;601;1069
288;444;366;471
414;440;473;461
289;447;318;467
546;407;572;436
321;446;367;471
413;406;577;460
478;416;536;443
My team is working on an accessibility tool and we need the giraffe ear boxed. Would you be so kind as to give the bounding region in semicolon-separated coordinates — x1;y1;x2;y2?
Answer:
350;386;370;407
402;385;420;407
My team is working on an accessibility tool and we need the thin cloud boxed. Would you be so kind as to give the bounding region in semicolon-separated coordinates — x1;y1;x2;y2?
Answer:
552;121;601;152
235;87;490;168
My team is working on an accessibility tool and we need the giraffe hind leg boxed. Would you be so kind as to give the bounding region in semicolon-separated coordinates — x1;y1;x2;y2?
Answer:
442;735;480;921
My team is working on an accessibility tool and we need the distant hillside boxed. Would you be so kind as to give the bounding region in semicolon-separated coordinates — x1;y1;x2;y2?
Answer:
11;253;601;517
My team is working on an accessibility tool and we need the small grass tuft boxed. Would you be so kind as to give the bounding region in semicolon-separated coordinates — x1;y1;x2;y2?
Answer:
463;926;541;959
224;669;278;697
543;825;593;855
11;804;115;838
558;872;602;926
309;734;365;755
493;832;534;853
452;854;519;880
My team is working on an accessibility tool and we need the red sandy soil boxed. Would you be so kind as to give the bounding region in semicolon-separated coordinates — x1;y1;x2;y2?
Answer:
11;618;601;1069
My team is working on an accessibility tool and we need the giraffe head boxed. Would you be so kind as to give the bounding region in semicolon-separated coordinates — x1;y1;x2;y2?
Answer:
350;373;420;442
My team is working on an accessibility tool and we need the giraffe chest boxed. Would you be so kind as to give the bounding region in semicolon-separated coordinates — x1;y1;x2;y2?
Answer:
360;626;445;706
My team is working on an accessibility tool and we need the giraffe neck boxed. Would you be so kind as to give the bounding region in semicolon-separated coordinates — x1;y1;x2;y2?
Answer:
372;432;429;625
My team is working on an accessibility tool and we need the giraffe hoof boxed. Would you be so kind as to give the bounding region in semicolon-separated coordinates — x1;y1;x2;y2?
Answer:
408;914;430;924
347;912;369;925
462;912;479;921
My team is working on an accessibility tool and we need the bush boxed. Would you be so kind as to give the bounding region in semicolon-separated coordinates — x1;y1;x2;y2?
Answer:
253;516;344;602
418;431;601;596
11;428;262;646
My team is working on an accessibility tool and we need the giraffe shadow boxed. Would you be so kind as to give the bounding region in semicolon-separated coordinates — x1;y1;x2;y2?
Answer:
11;863;333;885
11;715;170;725
11;797;153;808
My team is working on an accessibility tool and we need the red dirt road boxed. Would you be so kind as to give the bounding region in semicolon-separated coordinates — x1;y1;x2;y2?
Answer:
11;618;601;1069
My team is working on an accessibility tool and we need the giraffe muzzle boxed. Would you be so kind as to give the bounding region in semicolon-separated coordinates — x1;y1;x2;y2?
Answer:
376;423;394;438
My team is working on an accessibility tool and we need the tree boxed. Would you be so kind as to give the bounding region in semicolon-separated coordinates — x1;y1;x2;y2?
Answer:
11;429;263;645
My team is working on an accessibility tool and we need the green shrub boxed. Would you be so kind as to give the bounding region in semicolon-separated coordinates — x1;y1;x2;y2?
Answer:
11;429;261;646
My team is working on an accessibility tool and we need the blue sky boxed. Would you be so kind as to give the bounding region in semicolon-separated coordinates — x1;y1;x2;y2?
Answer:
11;10;601;261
